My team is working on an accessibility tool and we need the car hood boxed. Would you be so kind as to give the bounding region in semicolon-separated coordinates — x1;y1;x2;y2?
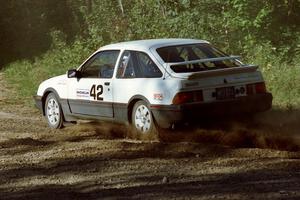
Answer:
43;74;68;85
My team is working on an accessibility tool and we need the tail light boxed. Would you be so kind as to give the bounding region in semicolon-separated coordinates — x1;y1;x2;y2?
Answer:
255;82;266;94
246;82;266;95
172;90;203;105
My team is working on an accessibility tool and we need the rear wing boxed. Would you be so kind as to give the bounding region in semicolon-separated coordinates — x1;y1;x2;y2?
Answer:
187;65;258;80
166;56;241;66
162;55;259;79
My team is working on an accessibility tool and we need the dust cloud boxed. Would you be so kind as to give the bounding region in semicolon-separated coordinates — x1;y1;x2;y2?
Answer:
160;109;300;151
69;109;300;152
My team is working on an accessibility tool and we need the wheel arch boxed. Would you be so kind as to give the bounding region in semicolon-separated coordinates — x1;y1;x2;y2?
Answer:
41;88;61;116
127;95;151;124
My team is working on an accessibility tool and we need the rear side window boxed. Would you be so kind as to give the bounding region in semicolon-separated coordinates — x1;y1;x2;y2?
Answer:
157;43;239;73
117;51;162;78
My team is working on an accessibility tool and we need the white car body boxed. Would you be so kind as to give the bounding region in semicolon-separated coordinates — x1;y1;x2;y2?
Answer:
34;39;272;130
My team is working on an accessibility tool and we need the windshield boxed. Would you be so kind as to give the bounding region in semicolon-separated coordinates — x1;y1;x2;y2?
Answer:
156;43;240;73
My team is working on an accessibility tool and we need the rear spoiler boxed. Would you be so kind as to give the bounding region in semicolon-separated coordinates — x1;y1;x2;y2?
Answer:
187;65;258;80
166;56;241;66
164;56;258;80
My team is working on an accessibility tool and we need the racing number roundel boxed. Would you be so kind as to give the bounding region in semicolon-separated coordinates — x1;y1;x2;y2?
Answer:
90;84;103;101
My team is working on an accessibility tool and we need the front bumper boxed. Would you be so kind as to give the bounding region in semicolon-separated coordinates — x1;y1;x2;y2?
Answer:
33;95;43;114
151;93;273;128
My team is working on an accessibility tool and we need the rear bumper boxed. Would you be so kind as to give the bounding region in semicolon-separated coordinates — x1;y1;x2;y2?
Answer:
33;95;43;113
151;93;273;128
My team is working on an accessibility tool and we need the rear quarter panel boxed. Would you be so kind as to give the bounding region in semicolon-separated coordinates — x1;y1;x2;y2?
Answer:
112;78;181;105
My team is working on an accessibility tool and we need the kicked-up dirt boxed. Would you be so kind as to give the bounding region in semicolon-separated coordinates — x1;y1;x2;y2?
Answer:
0;72;300;200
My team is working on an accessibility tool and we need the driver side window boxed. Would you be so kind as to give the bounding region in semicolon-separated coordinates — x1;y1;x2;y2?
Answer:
81;50;120;78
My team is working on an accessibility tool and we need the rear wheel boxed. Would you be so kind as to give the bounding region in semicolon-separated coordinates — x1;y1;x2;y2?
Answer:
45;93;64;129
131;100;158;140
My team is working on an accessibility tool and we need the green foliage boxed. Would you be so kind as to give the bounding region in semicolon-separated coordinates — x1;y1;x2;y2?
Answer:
0;0;82;68
2;0;300;108
246;44;300;109
4;31;91;104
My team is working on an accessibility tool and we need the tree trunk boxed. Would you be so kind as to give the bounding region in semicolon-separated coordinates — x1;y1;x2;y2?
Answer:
86;0;92;13
118;0;124;16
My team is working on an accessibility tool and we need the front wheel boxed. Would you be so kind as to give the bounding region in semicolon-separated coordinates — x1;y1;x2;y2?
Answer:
131;100;158;140
45;93;64;129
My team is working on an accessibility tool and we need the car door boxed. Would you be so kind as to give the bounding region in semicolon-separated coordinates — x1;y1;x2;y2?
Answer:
112;50;164;120
67;50;120;118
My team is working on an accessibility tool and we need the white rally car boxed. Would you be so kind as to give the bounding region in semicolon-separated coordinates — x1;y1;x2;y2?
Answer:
34;39;272;134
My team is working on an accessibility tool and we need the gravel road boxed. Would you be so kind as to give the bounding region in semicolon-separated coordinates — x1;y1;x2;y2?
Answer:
0;73;299;200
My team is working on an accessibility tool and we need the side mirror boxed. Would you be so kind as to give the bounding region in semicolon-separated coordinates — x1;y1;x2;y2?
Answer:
67;69;80;78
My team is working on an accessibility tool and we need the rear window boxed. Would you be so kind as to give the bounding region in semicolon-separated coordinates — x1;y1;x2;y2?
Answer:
156;43;240;73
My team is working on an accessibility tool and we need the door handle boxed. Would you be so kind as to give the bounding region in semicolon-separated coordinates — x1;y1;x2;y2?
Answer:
104;82;110;86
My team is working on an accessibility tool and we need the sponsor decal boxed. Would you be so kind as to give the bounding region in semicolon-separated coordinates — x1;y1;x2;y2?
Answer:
76;89;90;98
153;93;163;101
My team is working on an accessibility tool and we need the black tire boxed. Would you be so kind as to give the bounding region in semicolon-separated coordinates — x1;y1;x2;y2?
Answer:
131;100;158;140
45;93;64;129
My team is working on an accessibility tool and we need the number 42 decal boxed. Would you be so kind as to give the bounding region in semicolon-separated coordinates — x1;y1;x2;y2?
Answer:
90;84;103;101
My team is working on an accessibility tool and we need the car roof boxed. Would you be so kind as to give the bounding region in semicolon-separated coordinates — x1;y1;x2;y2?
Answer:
99;38;209;51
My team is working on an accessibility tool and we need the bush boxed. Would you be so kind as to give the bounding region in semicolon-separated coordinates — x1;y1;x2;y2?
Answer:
4;31;92;105
246;44;300;109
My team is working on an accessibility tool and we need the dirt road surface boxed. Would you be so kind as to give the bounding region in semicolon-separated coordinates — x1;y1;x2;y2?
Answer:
0;72;300;200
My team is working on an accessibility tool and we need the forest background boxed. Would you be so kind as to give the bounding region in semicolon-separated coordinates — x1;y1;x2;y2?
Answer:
0;0;299;108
